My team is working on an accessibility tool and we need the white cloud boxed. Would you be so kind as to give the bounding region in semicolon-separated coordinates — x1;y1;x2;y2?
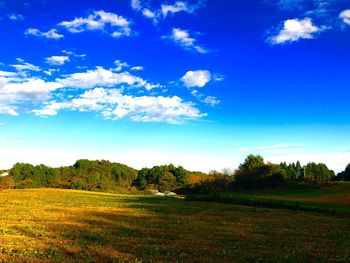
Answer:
168;28;207;53
25;28;64;39
0;69;63;116
61;50;86;58
142;8;157;19
161;1;190;17
181;70;211;88
11;59;40;72
131;0;204;23
1;60;210;122
203;96;220;107
0;105;18;116
130;1;160;23
269;18;320;44
43;68;60;76
8;13;24;21
114;59;129;71
0;70;17;77
131;0;142;11
58;67;161;90
33;88;205;123
59;10;131;38
131;66;144;71
45;56;70;66
339;10;350;25
1;78;63;101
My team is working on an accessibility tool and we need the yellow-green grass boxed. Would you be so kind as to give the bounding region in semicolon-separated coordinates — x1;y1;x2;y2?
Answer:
0;188;349;262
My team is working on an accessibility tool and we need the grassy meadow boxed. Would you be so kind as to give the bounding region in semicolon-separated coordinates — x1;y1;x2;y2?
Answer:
188;183;350;214
0;188;349;262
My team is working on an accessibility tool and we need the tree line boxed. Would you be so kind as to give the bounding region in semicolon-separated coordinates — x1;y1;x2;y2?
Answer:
179;155;349;194
0;160;138;191
0;160;206;192
0;156;349;192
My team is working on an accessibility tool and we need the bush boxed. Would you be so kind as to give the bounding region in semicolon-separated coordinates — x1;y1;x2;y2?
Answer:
158;172;177;192
0;176;15;189
234;163;287;190
16;178;36;189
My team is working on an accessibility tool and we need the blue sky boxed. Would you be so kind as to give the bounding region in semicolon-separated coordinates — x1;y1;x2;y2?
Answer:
0;0;350;172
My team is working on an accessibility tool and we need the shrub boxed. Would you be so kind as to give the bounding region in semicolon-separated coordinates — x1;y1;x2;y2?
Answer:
0;176;15;189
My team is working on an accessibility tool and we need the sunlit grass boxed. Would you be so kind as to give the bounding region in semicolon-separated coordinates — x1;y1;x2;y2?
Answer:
0;188;349;262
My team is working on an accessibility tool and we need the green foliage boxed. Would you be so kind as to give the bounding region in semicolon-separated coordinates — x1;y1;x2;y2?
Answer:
8;160;137;192
239;154;265;170
336;163;350;181
4;155;345;194
69;160;137;190
16;178;36;189
304;162;334;183
235;162;287;190
158;172;177;192
135;164;190;191
280;161;303;181
136;168;149;190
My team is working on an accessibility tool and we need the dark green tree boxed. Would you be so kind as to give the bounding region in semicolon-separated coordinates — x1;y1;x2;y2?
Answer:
158;172;177;192
336;163;350;181
304;163;334;183
239;154;265;170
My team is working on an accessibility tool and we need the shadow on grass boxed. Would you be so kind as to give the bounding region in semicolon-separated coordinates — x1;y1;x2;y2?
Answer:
186;193;350;215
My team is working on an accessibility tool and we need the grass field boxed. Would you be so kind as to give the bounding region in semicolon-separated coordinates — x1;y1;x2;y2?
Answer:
188;183;350;214
0;188;350;262
253;183;350;205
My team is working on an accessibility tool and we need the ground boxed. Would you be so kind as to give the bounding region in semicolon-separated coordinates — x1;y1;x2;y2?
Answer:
0;188;349;262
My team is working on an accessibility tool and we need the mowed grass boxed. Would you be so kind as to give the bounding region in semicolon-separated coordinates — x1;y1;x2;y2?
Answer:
256;183;350;205
237;183;350;212
0;188;349;262
187;183;350;214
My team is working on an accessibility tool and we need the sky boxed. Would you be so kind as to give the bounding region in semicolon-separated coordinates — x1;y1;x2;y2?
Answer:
0;0;350;172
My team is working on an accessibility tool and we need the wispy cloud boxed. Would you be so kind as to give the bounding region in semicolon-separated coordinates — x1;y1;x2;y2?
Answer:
59;10;131;38
203;96;220;107
57;66;161;90
131;66;144;71
61;50;86;58
10;58;41;72
25;28;64;39
0;105;18;116
8;13;24;21
161;1;190;17
45;56;70;66
130;0;205;23
166;28;208;53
